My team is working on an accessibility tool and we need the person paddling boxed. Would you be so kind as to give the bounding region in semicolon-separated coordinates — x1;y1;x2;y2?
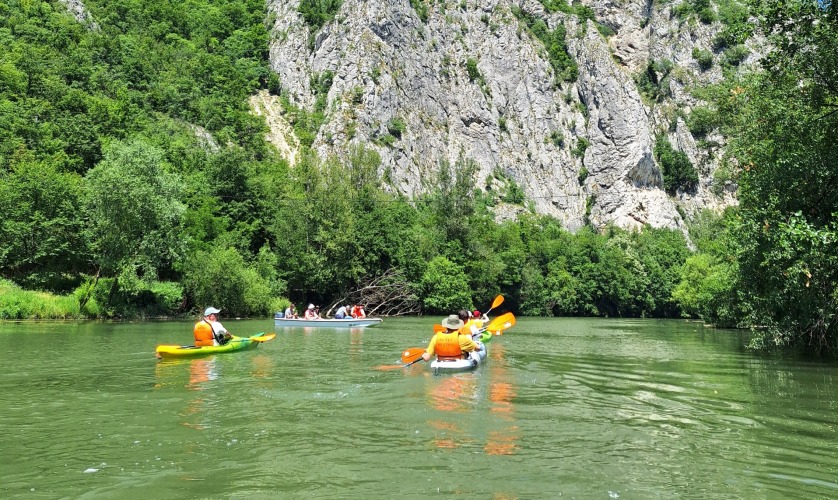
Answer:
193;307;232;346
421;314;482;363
462;308;486;342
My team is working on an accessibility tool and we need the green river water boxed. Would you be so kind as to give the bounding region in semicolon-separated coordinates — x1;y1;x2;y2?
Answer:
1;317;836;499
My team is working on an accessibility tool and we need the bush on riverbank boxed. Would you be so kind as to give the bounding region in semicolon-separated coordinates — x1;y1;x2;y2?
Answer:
0;280;83;320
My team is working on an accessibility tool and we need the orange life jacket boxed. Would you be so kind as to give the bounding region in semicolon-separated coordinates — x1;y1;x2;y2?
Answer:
194;320;215;346
435;331;463;358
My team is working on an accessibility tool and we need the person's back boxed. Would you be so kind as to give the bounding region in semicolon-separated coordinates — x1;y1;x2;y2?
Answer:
457;308;484;351
194;307;228;346
194;319;216;346
422;315;478;362
335;305;350;319
351;304;366;318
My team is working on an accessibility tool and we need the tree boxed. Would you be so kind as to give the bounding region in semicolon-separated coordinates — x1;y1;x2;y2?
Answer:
181;246;273;317
419;256;473;313
83;139;186;281
718;1;838;352
0;153;88;290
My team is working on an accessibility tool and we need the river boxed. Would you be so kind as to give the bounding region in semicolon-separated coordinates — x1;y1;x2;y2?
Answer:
1;317;836;498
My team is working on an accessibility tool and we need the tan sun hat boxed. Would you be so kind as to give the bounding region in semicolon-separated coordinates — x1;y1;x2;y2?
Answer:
441;314;464;330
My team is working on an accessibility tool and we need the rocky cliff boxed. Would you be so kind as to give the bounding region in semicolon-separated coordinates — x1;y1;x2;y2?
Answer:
263;0;752;233
62;0;748;233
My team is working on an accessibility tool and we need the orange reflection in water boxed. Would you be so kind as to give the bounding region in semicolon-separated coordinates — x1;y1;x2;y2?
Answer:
249;354;274;381
484;343;521;456
429;375;475;413
181;358;219;430
188;358;217;389
426;374;479;449
349;328;364;362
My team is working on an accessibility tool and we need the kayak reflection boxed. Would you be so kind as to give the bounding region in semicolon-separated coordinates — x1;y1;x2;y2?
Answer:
188;358;219;389
426;374;480;449
485;343;520;455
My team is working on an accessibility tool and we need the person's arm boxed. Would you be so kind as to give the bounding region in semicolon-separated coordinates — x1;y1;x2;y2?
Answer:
422;335;438;361
212;321;231;343
459;335;477;352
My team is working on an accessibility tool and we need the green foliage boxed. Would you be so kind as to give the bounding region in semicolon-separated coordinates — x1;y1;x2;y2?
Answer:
572;137;589;158
83;139;186;278
182;247;274;317
465;57;482;83
387;118;406;139
686;106;718;138
654;136;698;194
692;47;714;71
0;279;81;319
502;180;526;204
720;44;749;68
577;166;588;185
513;7;578;82
672;253;739;324
0;154;88;290
633;227;692;317
713;0;754;50
419;256;473;313
673;0;717;23
86;270;184;318
298;0;343;32
410;0;430;23
635;59;673;102
710;1;838;352
311;70;334;113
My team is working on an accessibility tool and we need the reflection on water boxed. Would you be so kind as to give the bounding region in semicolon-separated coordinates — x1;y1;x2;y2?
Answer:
485;343;520;456
188;358;219;389
2;318;838;498
426;374;479;449
422;341;522;456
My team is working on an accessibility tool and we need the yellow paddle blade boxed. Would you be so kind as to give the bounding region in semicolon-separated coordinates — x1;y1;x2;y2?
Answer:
433;324;446;333
230;333;276;342
490;294;504;309
486;312;516;335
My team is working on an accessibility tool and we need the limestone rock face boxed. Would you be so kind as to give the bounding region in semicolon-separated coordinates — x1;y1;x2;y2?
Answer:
62;0;748;233
58;0;99;30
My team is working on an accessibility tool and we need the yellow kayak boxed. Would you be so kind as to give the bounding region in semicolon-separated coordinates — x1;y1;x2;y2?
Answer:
155;333;275;359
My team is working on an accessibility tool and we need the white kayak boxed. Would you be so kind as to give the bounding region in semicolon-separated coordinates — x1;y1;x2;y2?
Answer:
273;316;383;328
430;344;488;373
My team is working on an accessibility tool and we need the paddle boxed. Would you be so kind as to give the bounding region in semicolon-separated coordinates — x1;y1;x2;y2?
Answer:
375;347;426;370
484;294;504;316
484;312;516;335
401;347;425;363
230;333;276;342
